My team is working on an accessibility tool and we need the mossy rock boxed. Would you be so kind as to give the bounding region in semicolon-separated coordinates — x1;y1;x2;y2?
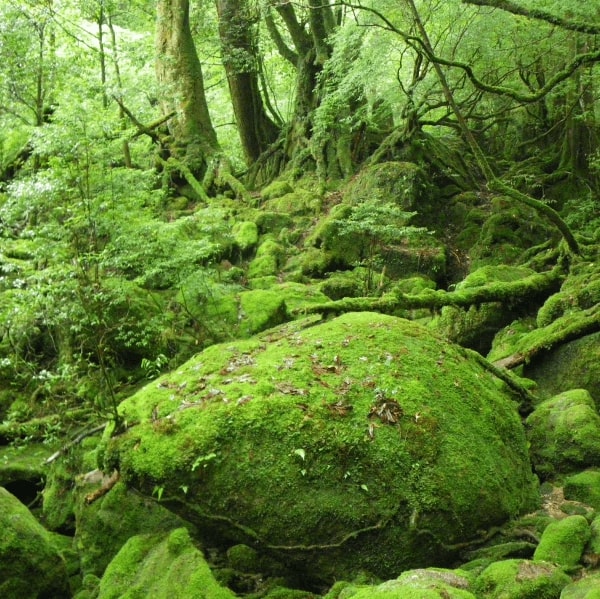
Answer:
469;200;555;267
435;266;539;353
238;289;288;336
97;528;236;599
0;444;50;507
261;180;294;201
263;190;322;216
344;161;429;212
248;239;286;279
533;515;590;568
232;221;259;254
473;559;571;598
74;480;189;578
380;233;447;283
523;332;600;406
318;270;369;300
526;390;600;478
106;312;538;585
269;282;330;313
561;575;600;599
563;470;600;511
0;486;71;598
588;515;600;555
298;247;339;277
337;568;475;598
255;211;295;234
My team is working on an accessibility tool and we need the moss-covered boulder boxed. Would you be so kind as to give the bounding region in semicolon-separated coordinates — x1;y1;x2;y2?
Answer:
97;528;235;599
561;575;600;599
74;480;190;578
526;389;600;478
105;312;538;585
232;221;259;254
248;238;286;280
468;198;555;267
260;180;294;201
523;332;600;406
343;161;430;212
473;559;571;598
0;444;50;507
533;515;590;568
263;189;322;217
563;470;600;511
436;265;542;353
0;486;71;598
330;568;475;598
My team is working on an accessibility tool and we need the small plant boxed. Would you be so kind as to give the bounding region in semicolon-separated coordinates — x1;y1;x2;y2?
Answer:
337;199;427;292
141;353;169;379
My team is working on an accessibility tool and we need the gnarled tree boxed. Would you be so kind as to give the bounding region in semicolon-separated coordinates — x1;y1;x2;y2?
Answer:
155;0;220;180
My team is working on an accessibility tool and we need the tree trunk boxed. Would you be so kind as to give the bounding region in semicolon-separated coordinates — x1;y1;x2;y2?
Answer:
155;0;220;177
216;0;279;166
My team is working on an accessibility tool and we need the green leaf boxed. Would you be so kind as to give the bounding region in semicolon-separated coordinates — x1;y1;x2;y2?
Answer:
293;448;306;461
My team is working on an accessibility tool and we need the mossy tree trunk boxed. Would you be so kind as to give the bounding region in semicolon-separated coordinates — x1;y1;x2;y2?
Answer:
249;0;345;183
216;0;280;166
155;0;220;179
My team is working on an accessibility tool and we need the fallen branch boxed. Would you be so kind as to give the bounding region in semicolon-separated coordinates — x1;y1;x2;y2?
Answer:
492;304;600;370
294;267;563;317
45;423;108;465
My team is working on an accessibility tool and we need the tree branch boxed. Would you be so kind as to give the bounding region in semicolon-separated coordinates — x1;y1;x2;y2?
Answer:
294;267;564;317
462;0;600;35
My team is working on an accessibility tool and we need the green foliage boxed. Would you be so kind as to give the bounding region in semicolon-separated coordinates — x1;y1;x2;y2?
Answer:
336;200;425;292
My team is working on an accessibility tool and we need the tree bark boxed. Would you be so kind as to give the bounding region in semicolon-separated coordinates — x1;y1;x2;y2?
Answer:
216;0;279;165
155;0;220;177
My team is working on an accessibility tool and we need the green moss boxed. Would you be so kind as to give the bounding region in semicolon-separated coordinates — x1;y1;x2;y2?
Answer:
526;390;600;478
588;515;600;555
523;331;600;405
0;487;71;598
261;180;294;201
469;201;553;267
106;312;538;584
97;528;236;599
343;161;428;212
563;470;600;511
537;262;600;328
473;559;571;598
74;480;188;578
255;211;295;234
346;568;475;598
264;190;322;216
533;515;590;567
560;576;600;599
436;266;537;352
270;282;330;313
318;270;368;300
261;587;316;599
238;289;288;336
248;239;286;279
233;221;259;253
299;248;337;277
